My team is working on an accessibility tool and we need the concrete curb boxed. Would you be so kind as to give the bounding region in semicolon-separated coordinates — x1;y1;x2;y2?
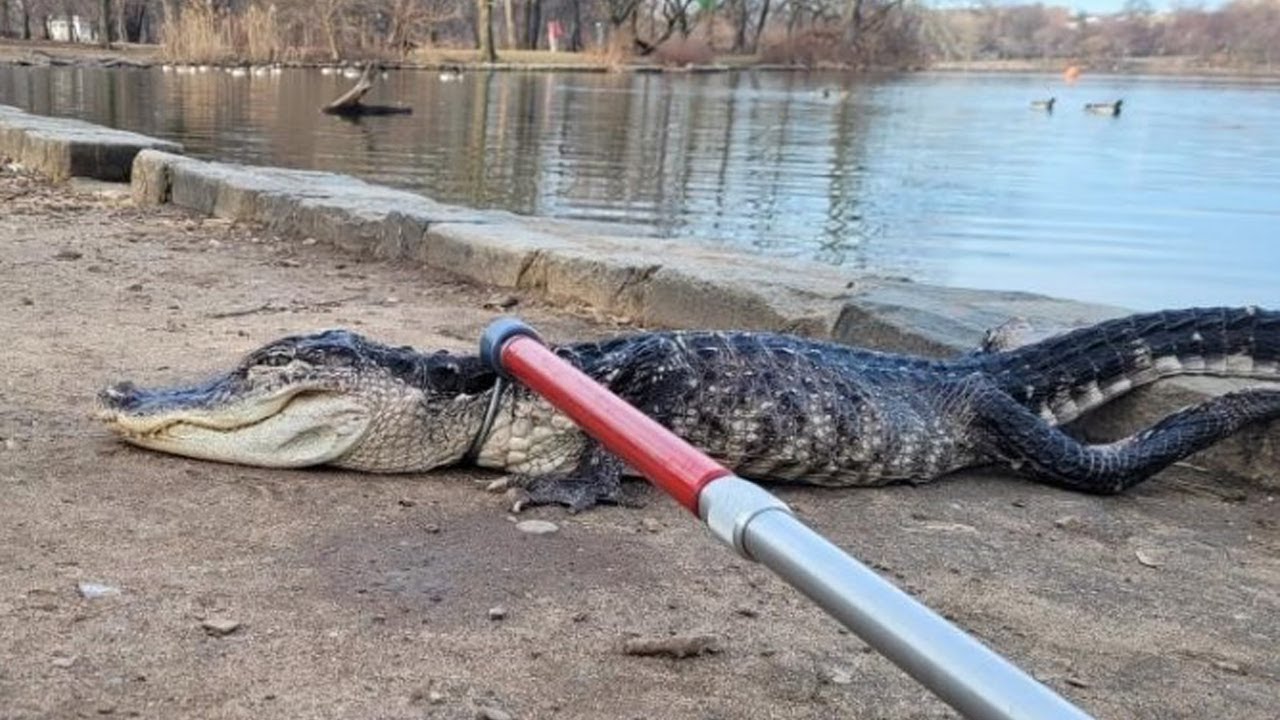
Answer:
0;104;182;182
127;148;1279;489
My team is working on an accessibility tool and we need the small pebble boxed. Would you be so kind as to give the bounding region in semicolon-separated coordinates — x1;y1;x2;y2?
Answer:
515;520;558;535
301;237;318;246
51;656;76;668
483;295;519;310
397;498;416;507
77;582;120;600
1053;515;1082;530
486;478;511;493
201;618;241;637
475;707;512;720
54;249;82;260
488;606;508;621
428;690;445;704
1212;659;1246;675
640;518;662;533
1134;549;1162;568
823;666;854;685
622;634;720;659
423;523;441;534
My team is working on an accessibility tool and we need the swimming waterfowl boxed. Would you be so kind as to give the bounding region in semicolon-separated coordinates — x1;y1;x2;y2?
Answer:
1030;97;1055;111
1084;99;1123;116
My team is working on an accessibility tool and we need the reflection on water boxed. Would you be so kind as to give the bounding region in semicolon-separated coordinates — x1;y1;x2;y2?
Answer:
2;66;1278;310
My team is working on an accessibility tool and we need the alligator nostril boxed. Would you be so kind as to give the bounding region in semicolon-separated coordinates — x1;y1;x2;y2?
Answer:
99;381;139;408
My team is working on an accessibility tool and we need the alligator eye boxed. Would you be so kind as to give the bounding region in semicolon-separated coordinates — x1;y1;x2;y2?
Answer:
257;352;293;368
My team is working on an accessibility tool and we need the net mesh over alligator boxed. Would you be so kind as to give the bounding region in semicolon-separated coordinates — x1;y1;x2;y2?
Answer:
97;306;1280;511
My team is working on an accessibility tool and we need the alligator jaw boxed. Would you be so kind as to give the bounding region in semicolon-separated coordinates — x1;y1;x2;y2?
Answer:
97;385;373;468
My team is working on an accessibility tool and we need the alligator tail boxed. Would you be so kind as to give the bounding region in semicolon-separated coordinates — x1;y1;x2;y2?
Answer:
984;307;1280;425
970;379;1280;493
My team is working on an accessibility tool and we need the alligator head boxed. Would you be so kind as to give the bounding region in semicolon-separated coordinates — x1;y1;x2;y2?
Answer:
96;330;496;471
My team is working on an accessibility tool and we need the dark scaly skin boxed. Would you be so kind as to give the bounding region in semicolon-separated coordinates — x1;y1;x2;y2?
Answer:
99;307;1280;511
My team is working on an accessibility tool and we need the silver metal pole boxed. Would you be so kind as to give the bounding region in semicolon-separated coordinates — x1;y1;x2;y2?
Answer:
700;477;1094;720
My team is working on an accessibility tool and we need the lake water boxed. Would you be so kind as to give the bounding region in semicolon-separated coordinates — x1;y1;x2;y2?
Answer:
2;66;1277;310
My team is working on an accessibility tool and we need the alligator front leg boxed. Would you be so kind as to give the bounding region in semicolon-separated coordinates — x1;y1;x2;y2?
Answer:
508;445;639;513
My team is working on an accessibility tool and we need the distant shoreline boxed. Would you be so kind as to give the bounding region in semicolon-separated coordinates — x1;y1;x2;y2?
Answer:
2;39;1278;82
930;58;1280;82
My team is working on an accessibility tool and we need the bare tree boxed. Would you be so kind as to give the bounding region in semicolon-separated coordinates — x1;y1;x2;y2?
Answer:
99;0;112;45
502;0;514;48
311;0;349;60
381;0;460;54
17;0;33;38
568;0;582;49
1221;0;1280;66
604;0;641;30
753;0;771;53
476;0;495;60
523;0;541;49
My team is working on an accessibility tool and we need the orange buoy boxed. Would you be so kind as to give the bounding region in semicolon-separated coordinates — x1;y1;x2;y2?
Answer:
1063;65;1081;84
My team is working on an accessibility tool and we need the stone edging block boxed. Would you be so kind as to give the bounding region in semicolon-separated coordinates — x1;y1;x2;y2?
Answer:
0;103;181;182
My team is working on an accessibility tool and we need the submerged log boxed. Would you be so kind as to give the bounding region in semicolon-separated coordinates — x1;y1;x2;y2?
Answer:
321;64;412;117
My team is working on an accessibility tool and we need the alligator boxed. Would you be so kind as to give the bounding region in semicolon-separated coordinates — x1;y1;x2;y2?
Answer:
97;306;1280;511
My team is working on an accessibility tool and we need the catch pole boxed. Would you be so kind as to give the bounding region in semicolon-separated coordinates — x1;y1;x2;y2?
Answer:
479;318;1094;720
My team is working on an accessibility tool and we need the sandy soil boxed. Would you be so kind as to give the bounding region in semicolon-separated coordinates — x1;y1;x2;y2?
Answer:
0;166;1277;720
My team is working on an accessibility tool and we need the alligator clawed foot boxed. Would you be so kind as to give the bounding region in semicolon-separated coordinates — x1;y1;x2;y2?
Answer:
506;470;627;513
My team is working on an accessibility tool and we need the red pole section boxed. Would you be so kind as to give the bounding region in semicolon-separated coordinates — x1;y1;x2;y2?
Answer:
497;335;731;512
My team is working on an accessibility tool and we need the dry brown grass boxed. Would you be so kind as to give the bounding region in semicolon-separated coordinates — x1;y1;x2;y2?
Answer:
241;4;283;64
757;27;850;67
651;37;715;67
161;3;232;63
581;35;633;72
409;47;610;67
160;1;366;64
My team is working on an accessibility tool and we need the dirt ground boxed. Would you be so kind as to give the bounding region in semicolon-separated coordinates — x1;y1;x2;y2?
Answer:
0;166;1277;720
